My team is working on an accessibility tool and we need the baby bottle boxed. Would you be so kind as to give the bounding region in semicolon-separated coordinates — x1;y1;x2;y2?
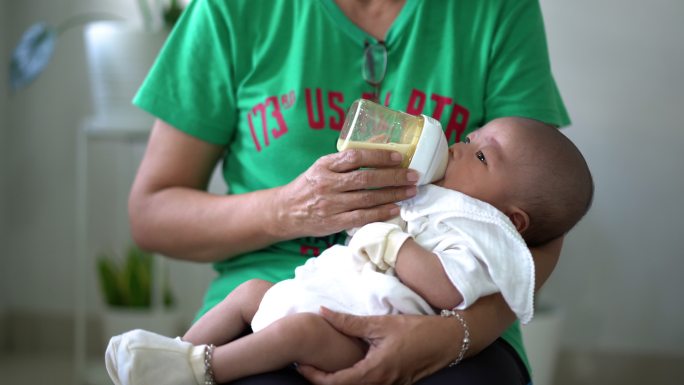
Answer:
337;99;448;185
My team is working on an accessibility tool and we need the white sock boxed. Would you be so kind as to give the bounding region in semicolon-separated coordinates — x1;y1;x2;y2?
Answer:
105;329;206;385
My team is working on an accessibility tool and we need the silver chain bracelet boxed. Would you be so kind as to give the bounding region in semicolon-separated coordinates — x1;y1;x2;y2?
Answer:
204;344;217;385
440;309;471;367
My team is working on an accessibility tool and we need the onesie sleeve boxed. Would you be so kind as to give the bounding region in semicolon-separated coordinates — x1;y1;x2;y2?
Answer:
433;246;500;311
430;214;536;324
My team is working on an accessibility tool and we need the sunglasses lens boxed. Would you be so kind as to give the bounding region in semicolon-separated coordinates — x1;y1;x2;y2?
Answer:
362;43;387;86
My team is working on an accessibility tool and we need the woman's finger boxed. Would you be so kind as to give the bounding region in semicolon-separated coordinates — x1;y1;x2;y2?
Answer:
296;364;334;384
313;187;416;215
297;362;371;385
326;204;400;233
319;307;379;339
325;148;404;173
335;168;419;191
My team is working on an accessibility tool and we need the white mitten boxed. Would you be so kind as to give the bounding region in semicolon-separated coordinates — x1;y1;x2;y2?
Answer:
348;222;412;272
105;329;206;385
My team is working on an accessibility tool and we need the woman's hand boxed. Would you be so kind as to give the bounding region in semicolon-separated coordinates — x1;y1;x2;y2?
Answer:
297;308;464;385
298;236;566;385
271;149;419;239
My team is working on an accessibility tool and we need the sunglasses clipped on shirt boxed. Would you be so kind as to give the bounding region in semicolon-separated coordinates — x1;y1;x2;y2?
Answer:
362;40;387;102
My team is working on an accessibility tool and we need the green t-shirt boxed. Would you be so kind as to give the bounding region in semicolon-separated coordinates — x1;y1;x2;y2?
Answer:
134;0;569;375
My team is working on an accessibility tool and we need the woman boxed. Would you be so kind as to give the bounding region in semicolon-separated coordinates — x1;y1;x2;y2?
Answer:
128;0;569;383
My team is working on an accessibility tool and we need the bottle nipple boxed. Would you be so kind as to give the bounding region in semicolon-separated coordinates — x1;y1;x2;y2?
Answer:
408;115;448;185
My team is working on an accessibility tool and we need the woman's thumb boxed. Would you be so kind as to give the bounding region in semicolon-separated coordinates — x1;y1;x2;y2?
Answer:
319;306;370;338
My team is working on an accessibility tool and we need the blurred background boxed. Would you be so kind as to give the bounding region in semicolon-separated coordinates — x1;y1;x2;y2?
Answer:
0;0;683;384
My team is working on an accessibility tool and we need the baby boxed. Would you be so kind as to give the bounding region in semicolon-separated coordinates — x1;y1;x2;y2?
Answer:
105;117;593;385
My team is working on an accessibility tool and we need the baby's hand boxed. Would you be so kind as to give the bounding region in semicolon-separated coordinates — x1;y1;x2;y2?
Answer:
348;222;411;271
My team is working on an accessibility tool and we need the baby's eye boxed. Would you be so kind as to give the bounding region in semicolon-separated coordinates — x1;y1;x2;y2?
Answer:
476;150;487;165
463;137;471;144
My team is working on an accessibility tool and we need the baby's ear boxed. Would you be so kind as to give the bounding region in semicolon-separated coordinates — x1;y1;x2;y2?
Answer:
507;207;530;234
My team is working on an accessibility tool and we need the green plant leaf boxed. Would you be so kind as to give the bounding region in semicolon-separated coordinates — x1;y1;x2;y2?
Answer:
97;254;124;306
96;244;175;309
163;263;176;308
124;246;152;307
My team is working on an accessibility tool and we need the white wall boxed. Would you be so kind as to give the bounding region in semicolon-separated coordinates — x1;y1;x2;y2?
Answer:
540;0;684;355
4;0;90;315
2;0;211;323
2;0;683;359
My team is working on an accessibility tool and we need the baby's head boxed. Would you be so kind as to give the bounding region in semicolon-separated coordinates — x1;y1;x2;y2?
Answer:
435;117;594;246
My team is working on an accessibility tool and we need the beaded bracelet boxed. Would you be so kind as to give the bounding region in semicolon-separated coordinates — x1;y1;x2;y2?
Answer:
204;344;217;385
440;309;471;367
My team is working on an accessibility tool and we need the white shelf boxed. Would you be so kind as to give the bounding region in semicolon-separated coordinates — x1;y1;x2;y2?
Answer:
83;360;110;385
81;116;152;140
74;117;156;385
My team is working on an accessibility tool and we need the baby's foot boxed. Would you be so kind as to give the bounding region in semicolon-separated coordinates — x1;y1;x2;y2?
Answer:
105;329;206;385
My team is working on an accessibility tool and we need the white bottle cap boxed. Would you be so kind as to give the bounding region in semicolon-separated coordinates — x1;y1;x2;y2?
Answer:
408;115;448;185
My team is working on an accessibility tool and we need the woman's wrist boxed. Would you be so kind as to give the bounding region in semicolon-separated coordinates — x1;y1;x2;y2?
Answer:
440;309;471;366
263;185;298;241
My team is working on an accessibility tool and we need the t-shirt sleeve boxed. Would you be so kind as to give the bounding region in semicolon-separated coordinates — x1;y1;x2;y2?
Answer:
133;0;237;145
485;0;570;127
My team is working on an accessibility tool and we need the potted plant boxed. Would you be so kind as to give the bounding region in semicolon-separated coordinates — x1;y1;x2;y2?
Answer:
97;245;180;340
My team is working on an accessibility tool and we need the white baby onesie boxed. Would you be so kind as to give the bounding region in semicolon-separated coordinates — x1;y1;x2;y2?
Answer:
251;184;535;332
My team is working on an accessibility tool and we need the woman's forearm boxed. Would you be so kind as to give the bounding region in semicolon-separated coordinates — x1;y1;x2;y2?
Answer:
129;185;288;262
531;236;563;290
449;293;517;358
128;120;294;262
129;119;418;262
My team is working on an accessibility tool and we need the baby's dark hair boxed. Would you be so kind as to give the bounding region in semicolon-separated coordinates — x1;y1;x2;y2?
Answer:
512;121;594;247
